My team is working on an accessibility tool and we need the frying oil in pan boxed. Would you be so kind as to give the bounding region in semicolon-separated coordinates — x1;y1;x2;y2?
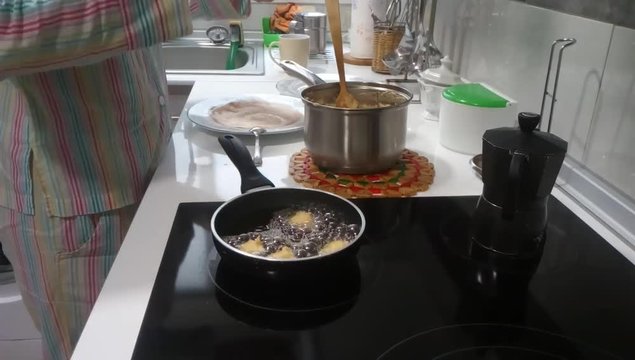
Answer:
223;204;360;259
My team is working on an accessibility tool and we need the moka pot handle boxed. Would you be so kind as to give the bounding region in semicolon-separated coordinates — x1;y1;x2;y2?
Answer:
502;151;528;220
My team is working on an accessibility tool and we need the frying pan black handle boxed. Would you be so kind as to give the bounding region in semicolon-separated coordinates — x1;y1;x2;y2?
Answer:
218;135;274;193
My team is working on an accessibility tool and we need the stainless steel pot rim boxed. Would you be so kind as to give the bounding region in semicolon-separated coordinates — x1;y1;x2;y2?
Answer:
300;81;413;111
210;187;367;263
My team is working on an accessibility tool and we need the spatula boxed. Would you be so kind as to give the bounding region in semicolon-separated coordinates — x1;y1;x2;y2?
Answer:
325;0;359;109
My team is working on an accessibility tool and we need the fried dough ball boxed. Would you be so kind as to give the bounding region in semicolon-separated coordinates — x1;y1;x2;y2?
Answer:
319;239;348;255
239;236;265;255
268;246;295;259
288;210;314;228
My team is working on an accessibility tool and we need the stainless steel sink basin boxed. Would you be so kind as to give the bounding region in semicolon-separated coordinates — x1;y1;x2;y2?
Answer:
162;32;264;75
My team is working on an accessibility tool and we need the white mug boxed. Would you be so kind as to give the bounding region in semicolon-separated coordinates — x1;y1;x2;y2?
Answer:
268;34;311;68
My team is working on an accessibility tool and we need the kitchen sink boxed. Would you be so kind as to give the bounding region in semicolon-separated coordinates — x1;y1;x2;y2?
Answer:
162;31;264;75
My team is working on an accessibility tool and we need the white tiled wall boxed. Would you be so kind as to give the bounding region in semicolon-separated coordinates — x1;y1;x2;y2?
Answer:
435;0;635;200
435;0;612;160
584;25;635;198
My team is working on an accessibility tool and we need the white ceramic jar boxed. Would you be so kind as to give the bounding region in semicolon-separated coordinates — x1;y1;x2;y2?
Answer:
417;56;462;121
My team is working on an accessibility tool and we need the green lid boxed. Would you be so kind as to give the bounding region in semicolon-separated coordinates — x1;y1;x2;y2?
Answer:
442;83;509;108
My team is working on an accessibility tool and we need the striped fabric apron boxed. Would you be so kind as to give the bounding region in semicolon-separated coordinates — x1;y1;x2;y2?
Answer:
0;2;252;359
0;180;137;360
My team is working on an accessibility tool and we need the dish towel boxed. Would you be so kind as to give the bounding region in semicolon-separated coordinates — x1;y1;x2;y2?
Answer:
270;3;302;33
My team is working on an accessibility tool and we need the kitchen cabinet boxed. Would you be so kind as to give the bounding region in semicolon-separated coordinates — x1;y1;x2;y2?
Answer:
167;85;193;122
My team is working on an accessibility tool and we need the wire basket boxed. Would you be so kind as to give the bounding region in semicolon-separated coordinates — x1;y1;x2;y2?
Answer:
372;23;405;74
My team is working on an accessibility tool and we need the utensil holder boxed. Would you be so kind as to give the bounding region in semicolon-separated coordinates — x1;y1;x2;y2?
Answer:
372;23;405;74
539;38;576;133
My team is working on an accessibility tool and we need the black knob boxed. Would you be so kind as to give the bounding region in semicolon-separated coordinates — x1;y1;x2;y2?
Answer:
519;112;541;133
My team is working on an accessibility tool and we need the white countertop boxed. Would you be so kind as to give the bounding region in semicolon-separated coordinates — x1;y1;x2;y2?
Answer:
71;47;635;360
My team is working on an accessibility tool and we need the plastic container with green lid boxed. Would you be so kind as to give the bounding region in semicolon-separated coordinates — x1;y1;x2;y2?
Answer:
442;83;511;108
439;82;517;155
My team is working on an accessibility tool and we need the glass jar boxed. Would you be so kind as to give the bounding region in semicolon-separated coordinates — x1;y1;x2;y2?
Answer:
417;56;463;120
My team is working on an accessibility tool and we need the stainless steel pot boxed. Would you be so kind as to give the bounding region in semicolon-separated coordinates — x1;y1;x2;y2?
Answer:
301;82;412;174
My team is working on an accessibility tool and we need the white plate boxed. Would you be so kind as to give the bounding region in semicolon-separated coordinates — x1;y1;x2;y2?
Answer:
187;94;305;135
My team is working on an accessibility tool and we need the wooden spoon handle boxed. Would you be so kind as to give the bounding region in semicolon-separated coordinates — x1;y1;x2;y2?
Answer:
325;0;347;92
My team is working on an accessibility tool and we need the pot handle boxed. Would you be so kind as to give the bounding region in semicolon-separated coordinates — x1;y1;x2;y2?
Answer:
278;60;326;86
218;135;274;193
502;150;528;220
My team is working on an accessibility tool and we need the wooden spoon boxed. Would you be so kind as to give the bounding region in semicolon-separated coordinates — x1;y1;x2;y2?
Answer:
325;0;359;109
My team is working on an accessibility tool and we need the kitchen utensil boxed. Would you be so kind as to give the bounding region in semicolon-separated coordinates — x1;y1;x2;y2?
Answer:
268;34;311;68
381;39;409;75
381;0;428;76
417;56;462;120
385;0;402;28
472;112;568;257
211;135;366;276
325;0;360;108
408;0;427;73
381;25;415;75
540;38;576;132
276;59;326;86
288;12;327;55
249;126;265;166
469;154;482;178
383;0;420;74
422;0;442;69
187;94;304;135
439;83;517;154
404;0;424;34
301;82;412;174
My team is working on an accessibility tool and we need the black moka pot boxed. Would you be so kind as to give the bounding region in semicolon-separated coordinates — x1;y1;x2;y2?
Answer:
472;112;568;258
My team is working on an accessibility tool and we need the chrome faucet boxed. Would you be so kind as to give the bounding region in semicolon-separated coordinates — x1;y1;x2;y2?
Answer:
228;21;243;46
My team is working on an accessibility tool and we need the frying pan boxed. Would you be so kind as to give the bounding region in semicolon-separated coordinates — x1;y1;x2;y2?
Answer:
211;135;366;278
211;257;361;330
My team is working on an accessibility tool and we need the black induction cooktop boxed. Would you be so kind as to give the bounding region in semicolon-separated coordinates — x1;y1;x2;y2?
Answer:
131;196;635;359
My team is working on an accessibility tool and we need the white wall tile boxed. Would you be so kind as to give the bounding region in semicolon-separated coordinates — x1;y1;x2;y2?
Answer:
583;26;635;199
434;0;613;161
